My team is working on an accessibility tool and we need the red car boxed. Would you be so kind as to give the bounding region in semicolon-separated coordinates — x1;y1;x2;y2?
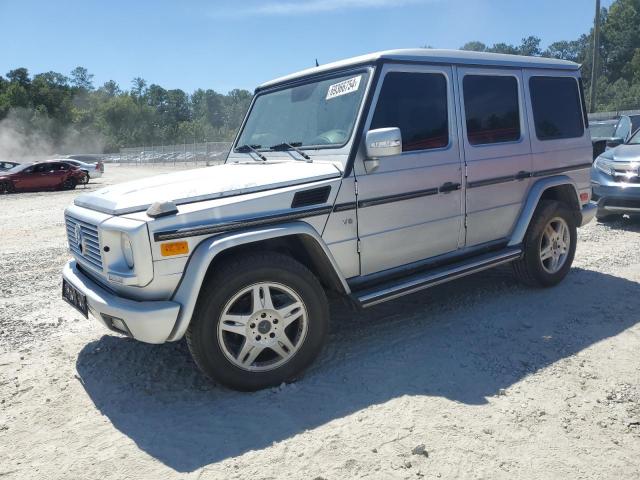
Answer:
0;161;87;193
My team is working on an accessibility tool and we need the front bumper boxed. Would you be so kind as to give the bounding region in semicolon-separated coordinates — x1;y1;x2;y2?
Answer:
62;260;180;344
591;167;640;215
592;185;640;215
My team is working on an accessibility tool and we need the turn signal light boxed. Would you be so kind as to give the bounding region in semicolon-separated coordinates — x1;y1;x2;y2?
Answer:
161;241;189;257
580;192;589;202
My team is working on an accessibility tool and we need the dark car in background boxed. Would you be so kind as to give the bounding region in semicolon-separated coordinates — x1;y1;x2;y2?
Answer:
0;161;20;171
589;119;618;159
0;161;87;193
592;127;640;221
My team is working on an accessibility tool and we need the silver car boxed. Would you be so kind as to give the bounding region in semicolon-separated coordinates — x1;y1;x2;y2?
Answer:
61;49;595;391
592;128;640;220
59;159;104;180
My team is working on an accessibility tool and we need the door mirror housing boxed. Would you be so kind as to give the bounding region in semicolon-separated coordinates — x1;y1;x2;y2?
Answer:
364;127;402;173
606;137;624;149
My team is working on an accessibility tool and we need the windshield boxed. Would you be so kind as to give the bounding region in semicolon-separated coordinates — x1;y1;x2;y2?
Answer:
236;71;370;151
589;122;616;138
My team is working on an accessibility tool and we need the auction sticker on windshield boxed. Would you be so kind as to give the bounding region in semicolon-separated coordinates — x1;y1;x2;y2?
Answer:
326;76;362;100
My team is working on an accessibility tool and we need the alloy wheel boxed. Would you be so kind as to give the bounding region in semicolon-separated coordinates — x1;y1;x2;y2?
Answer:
539;216;570;274
216;282;308;372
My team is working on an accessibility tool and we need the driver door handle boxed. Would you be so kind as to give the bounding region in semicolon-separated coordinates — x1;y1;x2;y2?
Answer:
439;182;461;193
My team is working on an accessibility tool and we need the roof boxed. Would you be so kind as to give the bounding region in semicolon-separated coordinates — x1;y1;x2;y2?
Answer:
257;49;580;90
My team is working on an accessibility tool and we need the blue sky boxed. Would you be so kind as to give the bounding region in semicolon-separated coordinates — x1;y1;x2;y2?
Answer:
0;0;614;94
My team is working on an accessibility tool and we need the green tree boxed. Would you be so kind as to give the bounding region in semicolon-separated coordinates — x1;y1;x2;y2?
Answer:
70;66;94;91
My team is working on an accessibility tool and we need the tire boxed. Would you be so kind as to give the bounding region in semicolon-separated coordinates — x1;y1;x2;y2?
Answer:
186;252;329;391
512;200;577;288
0;180;14;194
62;177;77;190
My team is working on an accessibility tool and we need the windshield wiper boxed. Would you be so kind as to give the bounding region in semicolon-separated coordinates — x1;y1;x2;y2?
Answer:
236;144;267;161
269;142;312;161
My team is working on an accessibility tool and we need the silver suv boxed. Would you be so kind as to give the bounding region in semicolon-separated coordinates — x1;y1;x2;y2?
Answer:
61;49;596;391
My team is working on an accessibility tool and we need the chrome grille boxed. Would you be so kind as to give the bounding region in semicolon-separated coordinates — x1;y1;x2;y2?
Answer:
65;215;103;270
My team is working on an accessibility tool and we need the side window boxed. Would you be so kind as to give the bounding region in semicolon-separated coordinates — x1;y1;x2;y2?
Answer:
463;75;520;145
529;76;584;140
370;72;448;152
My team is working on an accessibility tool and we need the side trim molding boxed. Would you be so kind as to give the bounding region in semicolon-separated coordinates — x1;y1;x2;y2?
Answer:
154;205;333;241
467;163;592;189
357;187;439;208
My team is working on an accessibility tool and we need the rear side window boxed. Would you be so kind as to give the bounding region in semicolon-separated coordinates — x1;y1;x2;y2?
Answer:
529;76;584;140
463;75;521;145
370;72;449;152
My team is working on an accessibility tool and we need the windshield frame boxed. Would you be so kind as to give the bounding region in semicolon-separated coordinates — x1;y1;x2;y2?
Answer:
627;127;640;145
232;67;374;155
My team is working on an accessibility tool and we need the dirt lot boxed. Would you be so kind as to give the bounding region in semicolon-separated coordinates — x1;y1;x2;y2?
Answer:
1;165;639;479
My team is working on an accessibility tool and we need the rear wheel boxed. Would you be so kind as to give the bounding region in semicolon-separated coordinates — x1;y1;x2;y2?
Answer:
62;177;77;190
513;200;577;287
186;252;329;391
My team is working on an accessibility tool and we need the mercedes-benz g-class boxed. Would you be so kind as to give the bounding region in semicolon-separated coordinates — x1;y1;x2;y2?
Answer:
62;49;596;391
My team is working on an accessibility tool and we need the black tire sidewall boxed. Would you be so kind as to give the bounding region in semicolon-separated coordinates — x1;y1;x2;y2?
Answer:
188;254;328;391
523;201;577;287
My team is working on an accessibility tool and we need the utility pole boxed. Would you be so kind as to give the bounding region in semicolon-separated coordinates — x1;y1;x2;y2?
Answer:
589;0;601;113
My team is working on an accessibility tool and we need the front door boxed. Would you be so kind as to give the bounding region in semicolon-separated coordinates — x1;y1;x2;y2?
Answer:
354;64;464;276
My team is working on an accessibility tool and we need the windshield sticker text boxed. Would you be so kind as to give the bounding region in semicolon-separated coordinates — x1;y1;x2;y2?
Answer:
326;76;362;100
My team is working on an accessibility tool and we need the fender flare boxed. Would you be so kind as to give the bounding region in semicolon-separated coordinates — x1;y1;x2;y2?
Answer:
508;175;579;247
166;221;349;341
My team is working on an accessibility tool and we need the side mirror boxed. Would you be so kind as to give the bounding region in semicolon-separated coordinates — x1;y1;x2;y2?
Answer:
364;127;402;173
606;137;624;149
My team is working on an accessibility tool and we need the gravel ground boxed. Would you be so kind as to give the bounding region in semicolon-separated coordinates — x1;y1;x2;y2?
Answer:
1;165;639;479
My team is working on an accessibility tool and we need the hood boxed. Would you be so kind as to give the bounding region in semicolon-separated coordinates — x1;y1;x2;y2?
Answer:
600;144;640;162
74;161;342;216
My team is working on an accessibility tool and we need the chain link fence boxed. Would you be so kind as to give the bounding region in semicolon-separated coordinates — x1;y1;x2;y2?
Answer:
113;142;233;166
588;109;640;121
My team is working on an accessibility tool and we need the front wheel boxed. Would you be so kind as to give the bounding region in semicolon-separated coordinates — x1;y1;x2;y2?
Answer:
186;252;329;391
513;200;577;287
0;180;14;194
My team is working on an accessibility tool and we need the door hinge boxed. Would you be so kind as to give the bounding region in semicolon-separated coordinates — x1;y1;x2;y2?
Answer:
354;181;359;196
357;239;361;253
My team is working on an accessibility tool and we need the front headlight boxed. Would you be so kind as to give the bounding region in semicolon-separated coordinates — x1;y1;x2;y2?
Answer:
594;156;616;176
121;233;135;269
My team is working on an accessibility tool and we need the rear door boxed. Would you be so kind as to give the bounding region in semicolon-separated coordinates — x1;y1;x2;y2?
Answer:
355;63;464;276
457;67;532;247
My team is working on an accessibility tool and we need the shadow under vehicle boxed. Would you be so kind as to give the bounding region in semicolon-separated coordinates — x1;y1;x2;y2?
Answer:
75;266;640;472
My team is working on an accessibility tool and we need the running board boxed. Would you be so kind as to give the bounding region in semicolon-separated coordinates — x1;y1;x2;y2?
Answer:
353;247;523;308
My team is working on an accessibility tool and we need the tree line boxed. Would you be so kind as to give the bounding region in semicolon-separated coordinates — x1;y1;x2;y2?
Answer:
460;0;640;113
0;67;252;154
1;0;639;154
